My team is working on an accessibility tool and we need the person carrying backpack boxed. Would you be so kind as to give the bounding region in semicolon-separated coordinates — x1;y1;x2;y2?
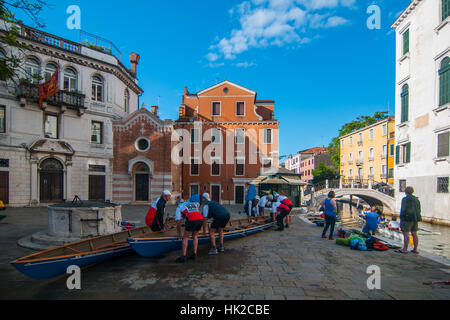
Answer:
397;187;422;254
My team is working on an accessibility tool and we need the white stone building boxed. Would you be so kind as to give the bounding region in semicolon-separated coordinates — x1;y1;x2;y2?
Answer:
392;0;450;222
0;22;143;206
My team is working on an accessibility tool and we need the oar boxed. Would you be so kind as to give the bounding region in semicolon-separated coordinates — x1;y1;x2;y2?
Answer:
423;281;450;285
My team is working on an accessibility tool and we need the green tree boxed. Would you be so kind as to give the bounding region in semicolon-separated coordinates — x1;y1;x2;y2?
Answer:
0;1;49;84
312;163;338;184
328;111;389;170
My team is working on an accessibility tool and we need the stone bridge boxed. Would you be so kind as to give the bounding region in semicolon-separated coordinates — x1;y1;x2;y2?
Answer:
309;179;396;213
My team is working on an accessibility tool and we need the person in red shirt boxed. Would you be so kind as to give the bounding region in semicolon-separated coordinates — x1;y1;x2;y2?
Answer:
175;201;205;263
274;194;293;231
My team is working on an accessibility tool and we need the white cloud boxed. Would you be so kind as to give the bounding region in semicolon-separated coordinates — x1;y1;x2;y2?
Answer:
206;0;353;64
235;61;257;68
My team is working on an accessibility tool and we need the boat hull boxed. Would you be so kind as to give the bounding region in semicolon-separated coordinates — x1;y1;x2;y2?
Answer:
128;222;274;257
11;245;132;279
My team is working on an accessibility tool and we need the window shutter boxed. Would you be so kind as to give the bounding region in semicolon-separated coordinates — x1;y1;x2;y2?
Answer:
396;146;400;165
403;29;409;55
443;0;450;21
406;142;411;163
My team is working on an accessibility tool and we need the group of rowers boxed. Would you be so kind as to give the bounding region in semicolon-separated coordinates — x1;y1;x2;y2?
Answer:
144;190;294;263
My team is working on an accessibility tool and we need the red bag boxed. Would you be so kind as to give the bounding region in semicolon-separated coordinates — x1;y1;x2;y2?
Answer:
373;241;389;251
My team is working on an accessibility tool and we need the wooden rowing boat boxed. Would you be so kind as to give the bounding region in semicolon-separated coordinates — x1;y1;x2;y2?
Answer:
11;225;156;279
128;216;275;258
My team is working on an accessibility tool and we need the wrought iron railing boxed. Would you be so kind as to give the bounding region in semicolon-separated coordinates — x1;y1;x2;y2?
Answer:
18;83;86;110
21;25;82;54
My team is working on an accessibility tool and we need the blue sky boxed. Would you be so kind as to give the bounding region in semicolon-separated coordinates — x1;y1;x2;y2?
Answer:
16;0;411;159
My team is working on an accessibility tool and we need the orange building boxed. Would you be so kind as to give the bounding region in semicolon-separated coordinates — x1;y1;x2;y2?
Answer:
173;80;279;204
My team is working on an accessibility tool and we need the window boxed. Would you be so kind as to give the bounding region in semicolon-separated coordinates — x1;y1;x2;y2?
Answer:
44;114;58;139
235;128;245;144
390;144;395;157
358;151;363;162
190;157;199;176
399;180;407;192
349;136;353;146
388;168;394;179
124;89;130;113
0;106;5;133
437;177;449;193
358;168;363;179
236;102;245;116
235;157;245;176
358;133;363;143
263;128;272;144
191;128;200;144
349;169;353;178
25;57;40;82
91;121;103;144
403;29;409;55
190;184;199;198
369;167;374;177
369;129;374;140
92;75;104;102
211;128;221;144
63;68;77;91
44;63;58;82
341;139;344;148
262;158;272;169
396;142;411;164
212;102;220;116
341;155;344;164
369;148;374;160
382;124;388;136
443;0;450;21
401;84;409;123
439;57;449;107
382;145;388;158
437;131;449;158
135;137;150;152
211;158;220;176
382;165;387;177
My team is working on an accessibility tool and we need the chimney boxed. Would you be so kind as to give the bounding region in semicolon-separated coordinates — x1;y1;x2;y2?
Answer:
179;105;185;118
129;52;140;76
151;105;158;116
184;86;189;95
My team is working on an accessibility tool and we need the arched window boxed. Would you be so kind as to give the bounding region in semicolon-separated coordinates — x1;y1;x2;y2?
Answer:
92;75;104;102
124;89;130;113
63;68;78;91
25;57;40;82
401;84;409;123
44;62;58;81
439;57;449;106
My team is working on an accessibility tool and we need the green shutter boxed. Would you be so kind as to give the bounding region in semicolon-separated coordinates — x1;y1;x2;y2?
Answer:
396;146;400;165
403;29;409;55
443;0;450;21
440;58;450;106
401;85;409;123
406;142;411;163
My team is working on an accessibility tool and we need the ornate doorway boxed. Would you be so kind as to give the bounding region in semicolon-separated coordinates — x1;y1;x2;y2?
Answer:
134;162;150;202
39;158;64;203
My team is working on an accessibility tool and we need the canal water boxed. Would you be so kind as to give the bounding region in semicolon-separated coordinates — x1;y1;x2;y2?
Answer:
415;222;450;261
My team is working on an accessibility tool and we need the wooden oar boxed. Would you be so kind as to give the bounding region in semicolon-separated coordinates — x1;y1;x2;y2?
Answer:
423;281;450;285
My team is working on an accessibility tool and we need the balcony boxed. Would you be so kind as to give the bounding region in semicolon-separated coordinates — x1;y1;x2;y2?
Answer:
368;156;374;161
17;83;86;115
348;160;353;165
20;25;82;54
356;159;363;166
357;140;363;146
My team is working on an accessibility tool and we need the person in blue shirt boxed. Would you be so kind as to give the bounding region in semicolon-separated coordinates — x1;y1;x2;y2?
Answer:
362;206;381;235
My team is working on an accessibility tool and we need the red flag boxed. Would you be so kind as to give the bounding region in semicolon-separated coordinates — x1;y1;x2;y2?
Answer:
37;69;59;108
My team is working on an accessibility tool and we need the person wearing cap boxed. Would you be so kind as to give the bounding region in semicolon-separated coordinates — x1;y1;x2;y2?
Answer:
258;194;273;217
201;193;230;255
175;201;205;263
247;196;260;217
145;190;172;232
